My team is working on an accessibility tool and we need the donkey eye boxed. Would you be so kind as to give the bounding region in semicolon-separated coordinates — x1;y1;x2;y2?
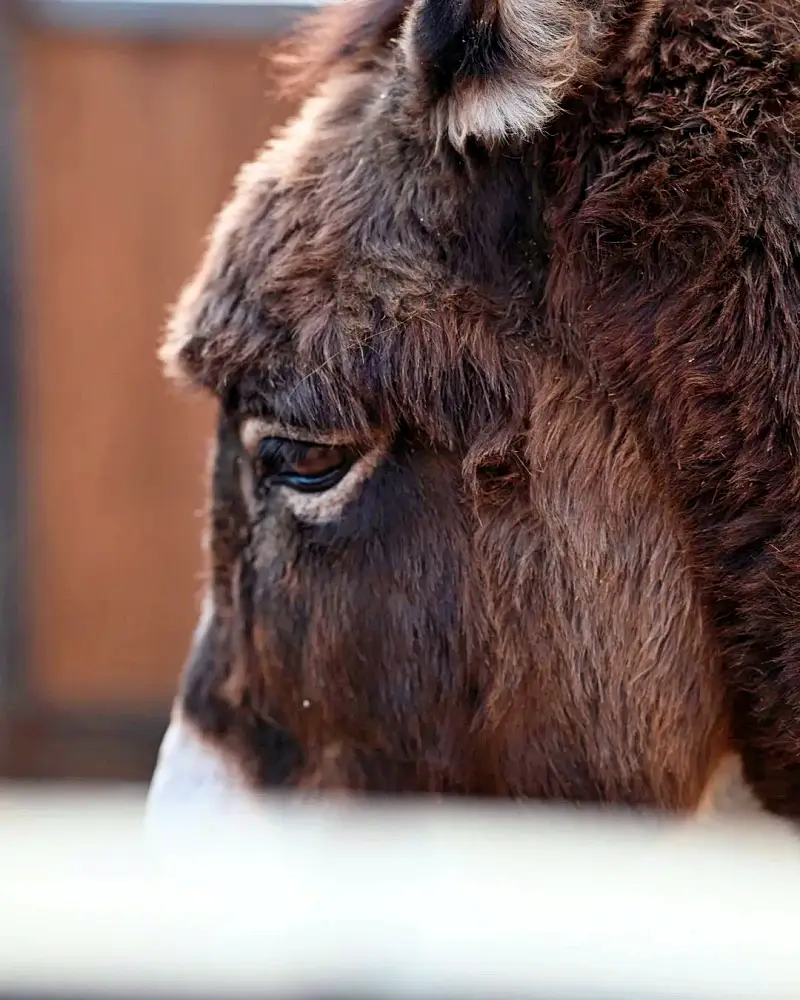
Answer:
255;438;356;493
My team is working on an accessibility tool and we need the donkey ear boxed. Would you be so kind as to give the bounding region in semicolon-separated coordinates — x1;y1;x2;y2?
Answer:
401;0;660;146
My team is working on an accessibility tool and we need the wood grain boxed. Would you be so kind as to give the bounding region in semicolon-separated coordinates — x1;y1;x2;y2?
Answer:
19;30;296;709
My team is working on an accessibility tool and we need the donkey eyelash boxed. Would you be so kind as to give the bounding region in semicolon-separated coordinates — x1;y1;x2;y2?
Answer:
254;437;357;494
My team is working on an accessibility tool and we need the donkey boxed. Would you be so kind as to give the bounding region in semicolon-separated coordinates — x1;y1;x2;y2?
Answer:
148;0;798;820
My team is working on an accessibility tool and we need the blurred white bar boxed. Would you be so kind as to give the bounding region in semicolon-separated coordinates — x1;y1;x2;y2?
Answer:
21;0;321;37
0;785;799;1000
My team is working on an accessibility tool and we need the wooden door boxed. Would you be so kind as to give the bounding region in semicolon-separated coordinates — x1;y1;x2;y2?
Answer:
18;29;296;725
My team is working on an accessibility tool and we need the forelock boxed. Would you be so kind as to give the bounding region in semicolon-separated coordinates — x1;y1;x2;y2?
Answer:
160;42;542;450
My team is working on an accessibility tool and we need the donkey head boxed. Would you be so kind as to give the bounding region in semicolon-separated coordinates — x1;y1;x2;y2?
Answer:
148;0;730;817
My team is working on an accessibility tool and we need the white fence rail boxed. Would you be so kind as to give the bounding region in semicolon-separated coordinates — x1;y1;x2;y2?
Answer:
19;0;320;37
1;787;799;1000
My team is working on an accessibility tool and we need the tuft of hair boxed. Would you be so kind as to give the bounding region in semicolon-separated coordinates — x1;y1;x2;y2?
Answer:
400;0;663;146
274;0;413;98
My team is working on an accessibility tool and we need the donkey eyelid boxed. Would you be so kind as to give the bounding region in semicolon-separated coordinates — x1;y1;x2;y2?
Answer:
239;417;357;455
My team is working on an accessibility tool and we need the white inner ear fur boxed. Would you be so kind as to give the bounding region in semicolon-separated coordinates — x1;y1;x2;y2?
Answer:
444;76;568;147
401;0;598;144
402;0;664;146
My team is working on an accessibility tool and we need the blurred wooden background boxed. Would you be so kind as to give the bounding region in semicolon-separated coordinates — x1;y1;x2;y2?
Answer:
5;20;297;779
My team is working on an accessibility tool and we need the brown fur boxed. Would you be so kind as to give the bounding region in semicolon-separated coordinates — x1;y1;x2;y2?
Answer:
177;364;726;804
161;0;800;815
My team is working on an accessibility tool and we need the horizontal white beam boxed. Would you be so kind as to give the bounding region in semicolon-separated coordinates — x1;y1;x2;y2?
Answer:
20;0;321;38
0;786;799;999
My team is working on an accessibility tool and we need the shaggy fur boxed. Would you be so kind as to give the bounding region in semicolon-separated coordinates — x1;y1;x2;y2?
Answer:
161;0;800;814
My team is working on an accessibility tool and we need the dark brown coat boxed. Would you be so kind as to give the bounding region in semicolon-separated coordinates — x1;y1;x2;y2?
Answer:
161;0;800;814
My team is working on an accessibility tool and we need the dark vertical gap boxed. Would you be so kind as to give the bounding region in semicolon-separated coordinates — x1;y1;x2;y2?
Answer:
0;3;24;726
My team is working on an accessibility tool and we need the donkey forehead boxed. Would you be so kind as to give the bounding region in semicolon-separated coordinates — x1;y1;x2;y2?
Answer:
160;65;537;447
227;368;383;442
162;89;435;392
